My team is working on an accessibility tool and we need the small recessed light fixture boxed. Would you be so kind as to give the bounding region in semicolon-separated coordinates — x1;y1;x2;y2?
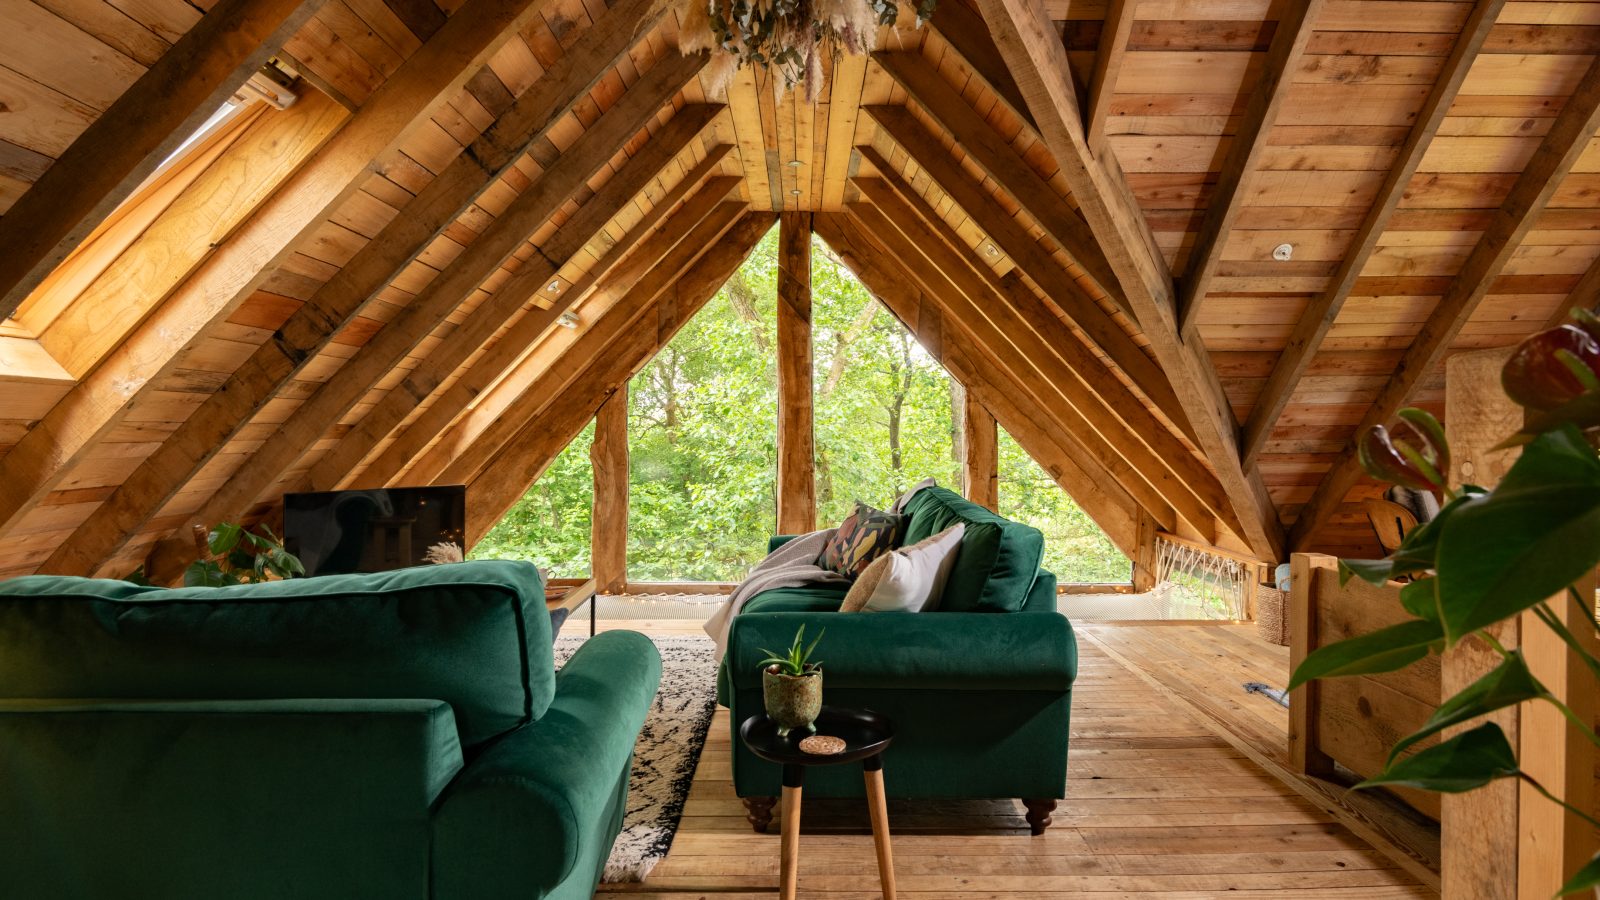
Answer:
547;279;561;293
1272;243;1294;261
983;243;1000;257
787;159;803;167
557;311;580;329
790;189;802;195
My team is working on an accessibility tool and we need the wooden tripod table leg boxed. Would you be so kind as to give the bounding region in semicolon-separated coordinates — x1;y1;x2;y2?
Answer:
780;764;802;900
863;755;896;899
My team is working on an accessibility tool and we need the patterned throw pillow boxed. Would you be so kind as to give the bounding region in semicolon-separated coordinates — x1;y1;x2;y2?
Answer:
819;501;905;578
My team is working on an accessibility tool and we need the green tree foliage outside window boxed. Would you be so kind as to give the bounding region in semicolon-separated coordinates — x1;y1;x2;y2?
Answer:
997;428;1131;583
477;226;1128;585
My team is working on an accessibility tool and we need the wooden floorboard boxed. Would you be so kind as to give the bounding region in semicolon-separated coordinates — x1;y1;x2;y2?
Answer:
594;619;1435;898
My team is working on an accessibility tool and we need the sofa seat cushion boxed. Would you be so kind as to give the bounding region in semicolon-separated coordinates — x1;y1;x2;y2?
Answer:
742;585;849;615
901;487;1043;613
0;560;549;750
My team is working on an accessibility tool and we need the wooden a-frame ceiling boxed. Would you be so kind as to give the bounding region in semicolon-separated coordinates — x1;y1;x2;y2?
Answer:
0;0;1596;580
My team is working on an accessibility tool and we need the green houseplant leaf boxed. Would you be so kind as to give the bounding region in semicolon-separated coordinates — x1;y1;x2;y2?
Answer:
1356;722;1519;793
1288;618;1443;691
1559;852;1600;896
207;522;243;558
1386;650;1546;765
1435;426;1600;642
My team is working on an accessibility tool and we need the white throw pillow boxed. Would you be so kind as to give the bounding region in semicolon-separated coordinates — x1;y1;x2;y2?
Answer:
862;523;966;613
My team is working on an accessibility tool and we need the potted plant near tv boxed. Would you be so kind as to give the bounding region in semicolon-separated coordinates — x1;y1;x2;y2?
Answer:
1291;308;1600;895
759;625;824;736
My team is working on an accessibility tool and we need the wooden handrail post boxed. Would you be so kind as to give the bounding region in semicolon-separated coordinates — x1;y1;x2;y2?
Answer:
591;387;629;595
776;213;816;535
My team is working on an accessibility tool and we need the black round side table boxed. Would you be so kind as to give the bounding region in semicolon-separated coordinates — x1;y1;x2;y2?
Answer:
739;706;896;900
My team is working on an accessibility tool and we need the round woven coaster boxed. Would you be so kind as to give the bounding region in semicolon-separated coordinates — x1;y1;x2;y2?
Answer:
799;735;846;755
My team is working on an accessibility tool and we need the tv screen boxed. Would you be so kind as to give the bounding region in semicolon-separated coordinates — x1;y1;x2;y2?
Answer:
282;486;467;577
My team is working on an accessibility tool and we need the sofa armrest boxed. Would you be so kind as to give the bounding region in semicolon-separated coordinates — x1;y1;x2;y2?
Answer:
768;534;801;555
432;630;661;899
0;699;462;900
726;610;1076;692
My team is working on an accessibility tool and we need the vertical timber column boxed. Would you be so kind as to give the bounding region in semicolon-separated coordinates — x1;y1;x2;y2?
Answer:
591;387;629;595
776;213;816;535
1132;511;1159;592
961;393;999;510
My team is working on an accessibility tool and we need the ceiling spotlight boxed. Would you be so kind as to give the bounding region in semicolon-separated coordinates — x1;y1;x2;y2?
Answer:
983;243;1000;257
787;159;803;167
557;311;580;329
1272;243;1294;261
790;189;802;195
547;279;561;293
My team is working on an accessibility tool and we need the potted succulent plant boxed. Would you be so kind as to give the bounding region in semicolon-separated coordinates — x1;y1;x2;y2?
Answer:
759;625;824;736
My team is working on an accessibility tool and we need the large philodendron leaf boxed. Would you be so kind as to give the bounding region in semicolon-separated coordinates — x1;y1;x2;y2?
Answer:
1436;426;1600;642
1386;650;1546;764
1287;618;1443;691
1356;722;1519;793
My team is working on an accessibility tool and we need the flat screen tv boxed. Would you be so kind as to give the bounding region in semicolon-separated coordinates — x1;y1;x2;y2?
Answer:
282;485;467;577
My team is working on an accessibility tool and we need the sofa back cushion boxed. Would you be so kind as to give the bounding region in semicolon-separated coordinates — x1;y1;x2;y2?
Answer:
0;560;549;750
901;487;1043;613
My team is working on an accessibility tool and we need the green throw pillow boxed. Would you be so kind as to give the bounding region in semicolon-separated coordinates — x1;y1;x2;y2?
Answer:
819;501;905;577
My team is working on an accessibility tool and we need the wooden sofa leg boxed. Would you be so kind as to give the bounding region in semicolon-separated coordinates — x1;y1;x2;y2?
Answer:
1022;798;1056;835
743;796;777;833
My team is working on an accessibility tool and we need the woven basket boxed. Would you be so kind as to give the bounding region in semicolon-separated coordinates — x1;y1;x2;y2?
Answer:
1255;586;1289;647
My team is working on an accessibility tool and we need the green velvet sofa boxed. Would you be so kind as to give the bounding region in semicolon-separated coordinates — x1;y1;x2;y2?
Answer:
0;560;659;900
719;487;1077;834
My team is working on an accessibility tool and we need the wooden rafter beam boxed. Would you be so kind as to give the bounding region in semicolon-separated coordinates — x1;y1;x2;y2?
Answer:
849;186;1231;541
813;212;1146;556
43;24;698;579
1546;251;1600;329
0;0;551;552
295;112;725;495
871;52;1123;313
1175;0;1325;335
340;166;740;492
139;94;710;583
974;0;1283;561
398;191;748;491
462;211;775;542
929;0;1032;128
855;123;1189;440
1239;0;1506;467
0;0;323;319
1288;52;1600;551
1083;0;1132;152
429;201;749;488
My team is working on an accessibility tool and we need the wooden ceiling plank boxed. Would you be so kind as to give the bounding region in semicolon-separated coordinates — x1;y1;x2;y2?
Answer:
929;0;1033;129
1175;0;1325;335
0;0;553;554
1239;0;1506;469
0;0;324;320
1545;254;1600;329
1288;53;1600;552
426;199;750;489
1084;0;1131;153
139;80;704;583
37;2;675;577
300;134;734;495
461;209;774;543
346;165;740;493
872;51;1124;314
856;119;1189;440
847;195;1223;541
974;0;1283;562
813;211;1148;555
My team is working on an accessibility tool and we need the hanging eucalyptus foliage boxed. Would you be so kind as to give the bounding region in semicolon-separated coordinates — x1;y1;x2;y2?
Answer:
677;0;938;102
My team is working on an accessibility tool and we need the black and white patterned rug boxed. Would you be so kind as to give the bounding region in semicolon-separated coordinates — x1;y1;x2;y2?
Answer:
553;633;717;882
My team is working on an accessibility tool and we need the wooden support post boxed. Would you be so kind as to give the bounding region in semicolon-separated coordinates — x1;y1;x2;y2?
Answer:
1287;552;1339;779
591;388;629;595
1131;511;1158;592
961;393;998;511
776;212;816;535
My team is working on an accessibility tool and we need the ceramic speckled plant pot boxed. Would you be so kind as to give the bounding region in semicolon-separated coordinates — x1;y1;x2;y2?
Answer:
762;667;821;736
